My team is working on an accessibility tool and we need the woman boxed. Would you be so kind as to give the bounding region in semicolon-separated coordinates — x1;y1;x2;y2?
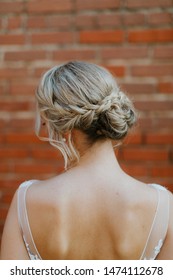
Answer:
0;61;173;260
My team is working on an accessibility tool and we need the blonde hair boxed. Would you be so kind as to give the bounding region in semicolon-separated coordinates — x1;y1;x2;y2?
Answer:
35;61;136;169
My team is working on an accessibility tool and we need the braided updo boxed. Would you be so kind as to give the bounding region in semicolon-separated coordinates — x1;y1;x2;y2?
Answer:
36;61;136;168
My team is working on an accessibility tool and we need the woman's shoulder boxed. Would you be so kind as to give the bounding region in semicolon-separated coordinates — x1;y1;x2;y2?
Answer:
22;175;65;199
21;177;64;259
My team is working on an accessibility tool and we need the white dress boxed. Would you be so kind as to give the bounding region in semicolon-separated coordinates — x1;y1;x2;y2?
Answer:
17;180;170;260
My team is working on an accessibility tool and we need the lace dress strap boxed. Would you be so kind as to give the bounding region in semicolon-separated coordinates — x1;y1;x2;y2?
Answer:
17;180;42;260
140;184;170;260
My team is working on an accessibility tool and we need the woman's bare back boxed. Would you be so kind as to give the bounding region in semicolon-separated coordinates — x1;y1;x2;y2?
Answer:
25;167;173;260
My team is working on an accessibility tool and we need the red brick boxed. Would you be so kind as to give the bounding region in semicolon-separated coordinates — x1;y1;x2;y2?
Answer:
156;118;173;129
122;13;146;26
6;133;40;144
1;193;13;204
138;117;158;130
75;14;98;29
27;0;73;13
121;83;156;94
154;46;173;59
0;135;5;144
97;14;122;28
28;15;74;30
5;50;47;61
121;164;148;177
0;207;8;221
80;30;124;44
14;163;60;175
122;148;169;161
139;117;173;130
0;100;33;112
33;67;50;77
0;224;4;236
0;84;6;95
31;148;61;160
31;32;74;44
0;34;25;45
151;166;173;177
128;29;173;43
0;148;28;159
8;16;22;29
124;132;143;145
9;82;37;96
10;117;35;130
170;150;173;161
0;2;24;13
145;133;173;144
148;12;173;26
135;100;173;111
1;189;11;201
0;180;21;190
131;65;173;77
47;15;74;29
0;68;28;79
101;46;148;59
0;118;9;130
159;82;173;93
0;224;4;237
104;65;125;77
126;0;172;8
76;0;120;10
53;49;96;61
0;163;10;173
27;16;46;29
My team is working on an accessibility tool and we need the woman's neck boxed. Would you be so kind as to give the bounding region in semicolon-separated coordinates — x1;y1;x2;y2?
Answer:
73;138;123;175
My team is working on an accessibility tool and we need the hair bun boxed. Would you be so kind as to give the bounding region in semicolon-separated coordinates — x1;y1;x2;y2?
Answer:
92;90;137;140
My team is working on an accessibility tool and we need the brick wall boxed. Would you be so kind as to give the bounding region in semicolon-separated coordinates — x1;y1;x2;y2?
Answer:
0;0;173;239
